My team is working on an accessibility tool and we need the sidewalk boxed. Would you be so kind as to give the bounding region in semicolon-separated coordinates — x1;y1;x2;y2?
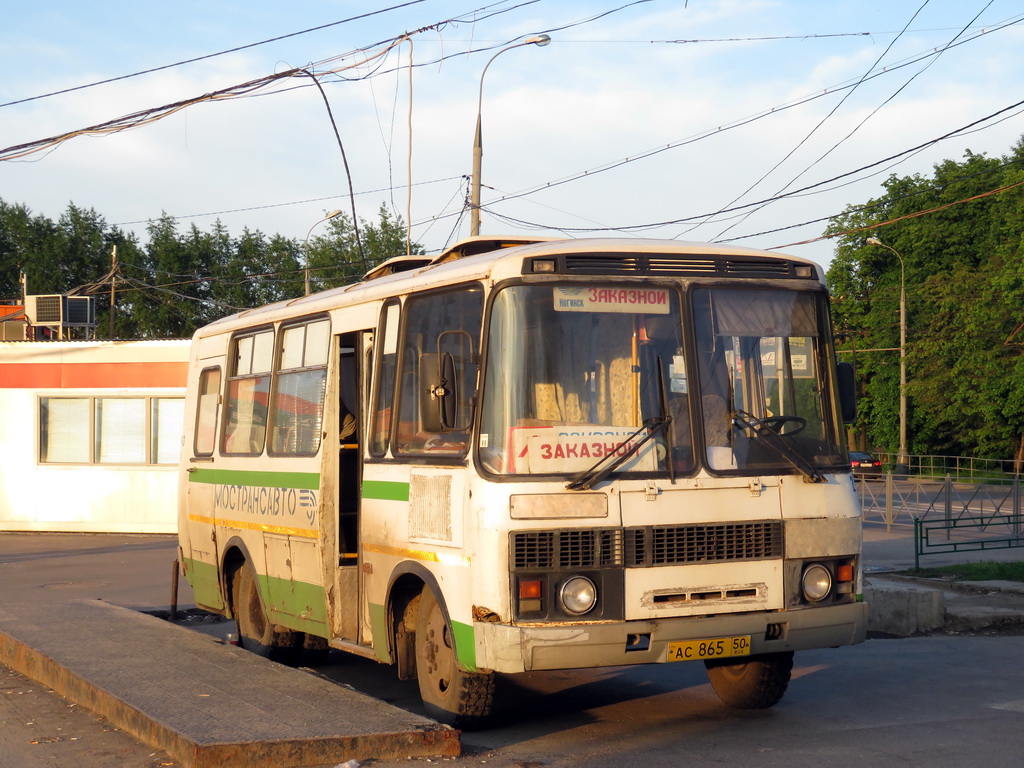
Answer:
862;522;1024;636
0;534;459;767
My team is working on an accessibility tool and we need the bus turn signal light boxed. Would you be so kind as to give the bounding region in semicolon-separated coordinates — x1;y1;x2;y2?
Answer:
837;564;854;582
519;580;543;599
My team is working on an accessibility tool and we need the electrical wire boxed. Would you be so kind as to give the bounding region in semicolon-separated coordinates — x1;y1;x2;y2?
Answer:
111;176;461;227
451;12;1024;229
709;0;996;242
0;1;432;110
446;93;1024;239
767;176;1024;251
301;69;367;270
448;95;1024;236
691;0;933;240
0;1;666;164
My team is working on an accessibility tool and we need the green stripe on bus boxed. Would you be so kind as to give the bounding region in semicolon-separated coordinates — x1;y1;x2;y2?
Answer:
260;573;329;635
188;468;320;490
452;621;478;671
182;557;225;612
362;480;410;502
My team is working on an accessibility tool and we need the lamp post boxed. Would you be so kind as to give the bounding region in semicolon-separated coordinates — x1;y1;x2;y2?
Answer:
469;34;551;237
304;210;343;296
866;237;909;474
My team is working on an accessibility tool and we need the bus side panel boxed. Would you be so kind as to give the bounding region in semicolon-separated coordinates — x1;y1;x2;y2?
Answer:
361;464;470;662
264;534;329;634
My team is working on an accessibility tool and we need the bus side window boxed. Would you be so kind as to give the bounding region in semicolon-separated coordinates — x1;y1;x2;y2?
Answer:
194;368;221;456
269;318;330;456
370;301;400;456
395;286;483;456
223;329;274;455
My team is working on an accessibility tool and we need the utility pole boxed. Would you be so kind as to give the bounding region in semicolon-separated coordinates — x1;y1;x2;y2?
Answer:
109;245;117;339
866;237;909;474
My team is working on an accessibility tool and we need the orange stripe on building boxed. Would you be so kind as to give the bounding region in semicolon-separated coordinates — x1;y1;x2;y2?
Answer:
0;362;188;389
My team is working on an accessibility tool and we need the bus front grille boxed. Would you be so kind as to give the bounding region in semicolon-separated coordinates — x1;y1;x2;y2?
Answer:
511;521;782;570
512;529;624;570
625;521;783;567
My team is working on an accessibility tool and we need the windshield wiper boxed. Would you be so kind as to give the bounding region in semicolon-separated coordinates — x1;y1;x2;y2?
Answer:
566;416;671;491
732;409;825;483
656;355;676;484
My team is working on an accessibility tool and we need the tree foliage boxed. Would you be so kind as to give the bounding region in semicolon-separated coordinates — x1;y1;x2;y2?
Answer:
826;138;1024;466
0;199;419;339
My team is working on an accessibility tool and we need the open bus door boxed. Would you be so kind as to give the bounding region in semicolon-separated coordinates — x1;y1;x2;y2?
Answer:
331;330;369;642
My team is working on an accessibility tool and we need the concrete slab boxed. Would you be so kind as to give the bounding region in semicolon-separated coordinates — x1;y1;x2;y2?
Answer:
0;599;459;768
864;575;1024;637
863;577;945;636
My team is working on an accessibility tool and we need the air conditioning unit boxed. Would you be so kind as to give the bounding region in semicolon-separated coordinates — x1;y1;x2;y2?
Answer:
24;295;97;329
26;295;64;324
65;296;96;327
1;321;27;341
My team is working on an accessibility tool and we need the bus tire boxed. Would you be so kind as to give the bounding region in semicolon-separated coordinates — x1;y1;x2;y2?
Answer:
414;586;494;729
233;563;297;663
704;651;793;709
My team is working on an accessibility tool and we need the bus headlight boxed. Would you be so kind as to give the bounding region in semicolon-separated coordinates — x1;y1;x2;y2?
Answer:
559;576;598;615
801;563;833;602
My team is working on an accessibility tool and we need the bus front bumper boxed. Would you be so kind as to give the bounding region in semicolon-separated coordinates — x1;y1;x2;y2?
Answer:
474;601;868;674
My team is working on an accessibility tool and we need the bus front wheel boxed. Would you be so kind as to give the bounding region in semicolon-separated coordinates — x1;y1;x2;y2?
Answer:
414;587;494;729
704;651;793;709
233;563;297;663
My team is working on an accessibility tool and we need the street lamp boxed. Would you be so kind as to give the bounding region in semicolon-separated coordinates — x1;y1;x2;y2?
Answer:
469;34;552;236
304;210;343;296
866;236;909;474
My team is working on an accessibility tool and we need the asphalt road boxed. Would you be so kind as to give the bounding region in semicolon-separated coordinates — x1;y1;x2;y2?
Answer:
2;531;1024;768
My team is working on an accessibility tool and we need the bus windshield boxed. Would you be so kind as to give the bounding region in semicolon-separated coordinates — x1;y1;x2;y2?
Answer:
693;286;845;475
479;282;846;478
480;283;690;477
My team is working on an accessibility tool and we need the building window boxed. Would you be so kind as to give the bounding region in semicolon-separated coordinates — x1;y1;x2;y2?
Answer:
153;397;186;464
39;396;184;465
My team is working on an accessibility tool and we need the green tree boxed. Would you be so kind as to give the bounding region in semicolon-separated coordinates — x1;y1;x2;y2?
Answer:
305;205;420;293
826;142;1024;466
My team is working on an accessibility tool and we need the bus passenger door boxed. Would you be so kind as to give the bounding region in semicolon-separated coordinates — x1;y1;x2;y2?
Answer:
332;330;368;642
183;363;226;612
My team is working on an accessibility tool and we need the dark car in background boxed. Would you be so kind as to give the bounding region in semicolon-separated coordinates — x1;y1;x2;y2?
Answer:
850;451;883;477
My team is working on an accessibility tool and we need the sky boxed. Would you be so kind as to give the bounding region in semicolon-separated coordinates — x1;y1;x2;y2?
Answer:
3;0;1024;273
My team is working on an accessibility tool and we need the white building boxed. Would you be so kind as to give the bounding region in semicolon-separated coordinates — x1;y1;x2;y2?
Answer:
0;339;189;533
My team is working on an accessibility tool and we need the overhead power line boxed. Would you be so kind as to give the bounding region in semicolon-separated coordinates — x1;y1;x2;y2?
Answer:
111;176;462;227
0;0;637;162
448;11;1024;231
0;1;432;110
767;176;1024;251
422;95;1024;236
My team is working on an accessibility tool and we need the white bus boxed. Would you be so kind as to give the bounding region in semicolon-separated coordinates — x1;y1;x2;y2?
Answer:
177;236;867;728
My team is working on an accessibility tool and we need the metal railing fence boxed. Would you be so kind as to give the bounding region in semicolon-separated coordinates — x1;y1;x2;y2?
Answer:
858;473;1024;565
872;452;1022;482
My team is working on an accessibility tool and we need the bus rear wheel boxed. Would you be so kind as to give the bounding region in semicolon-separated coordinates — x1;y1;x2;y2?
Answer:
233;563;297;663
704;651;793;709
414;587;495;729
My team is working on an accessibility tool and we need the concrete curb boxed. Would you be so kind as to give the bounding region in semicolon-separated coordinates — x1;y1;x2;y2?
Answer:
864;575;1024;637
0;600;459;768
864;578;945;636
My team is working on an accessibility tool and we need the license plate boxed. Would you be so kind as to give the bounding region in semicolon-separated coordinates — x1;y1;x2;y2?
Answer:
667;635;751;662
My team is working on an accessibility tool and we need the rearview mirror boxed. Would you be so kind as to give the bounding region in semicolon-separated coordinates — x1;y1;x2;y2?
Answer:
836;361;857;424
